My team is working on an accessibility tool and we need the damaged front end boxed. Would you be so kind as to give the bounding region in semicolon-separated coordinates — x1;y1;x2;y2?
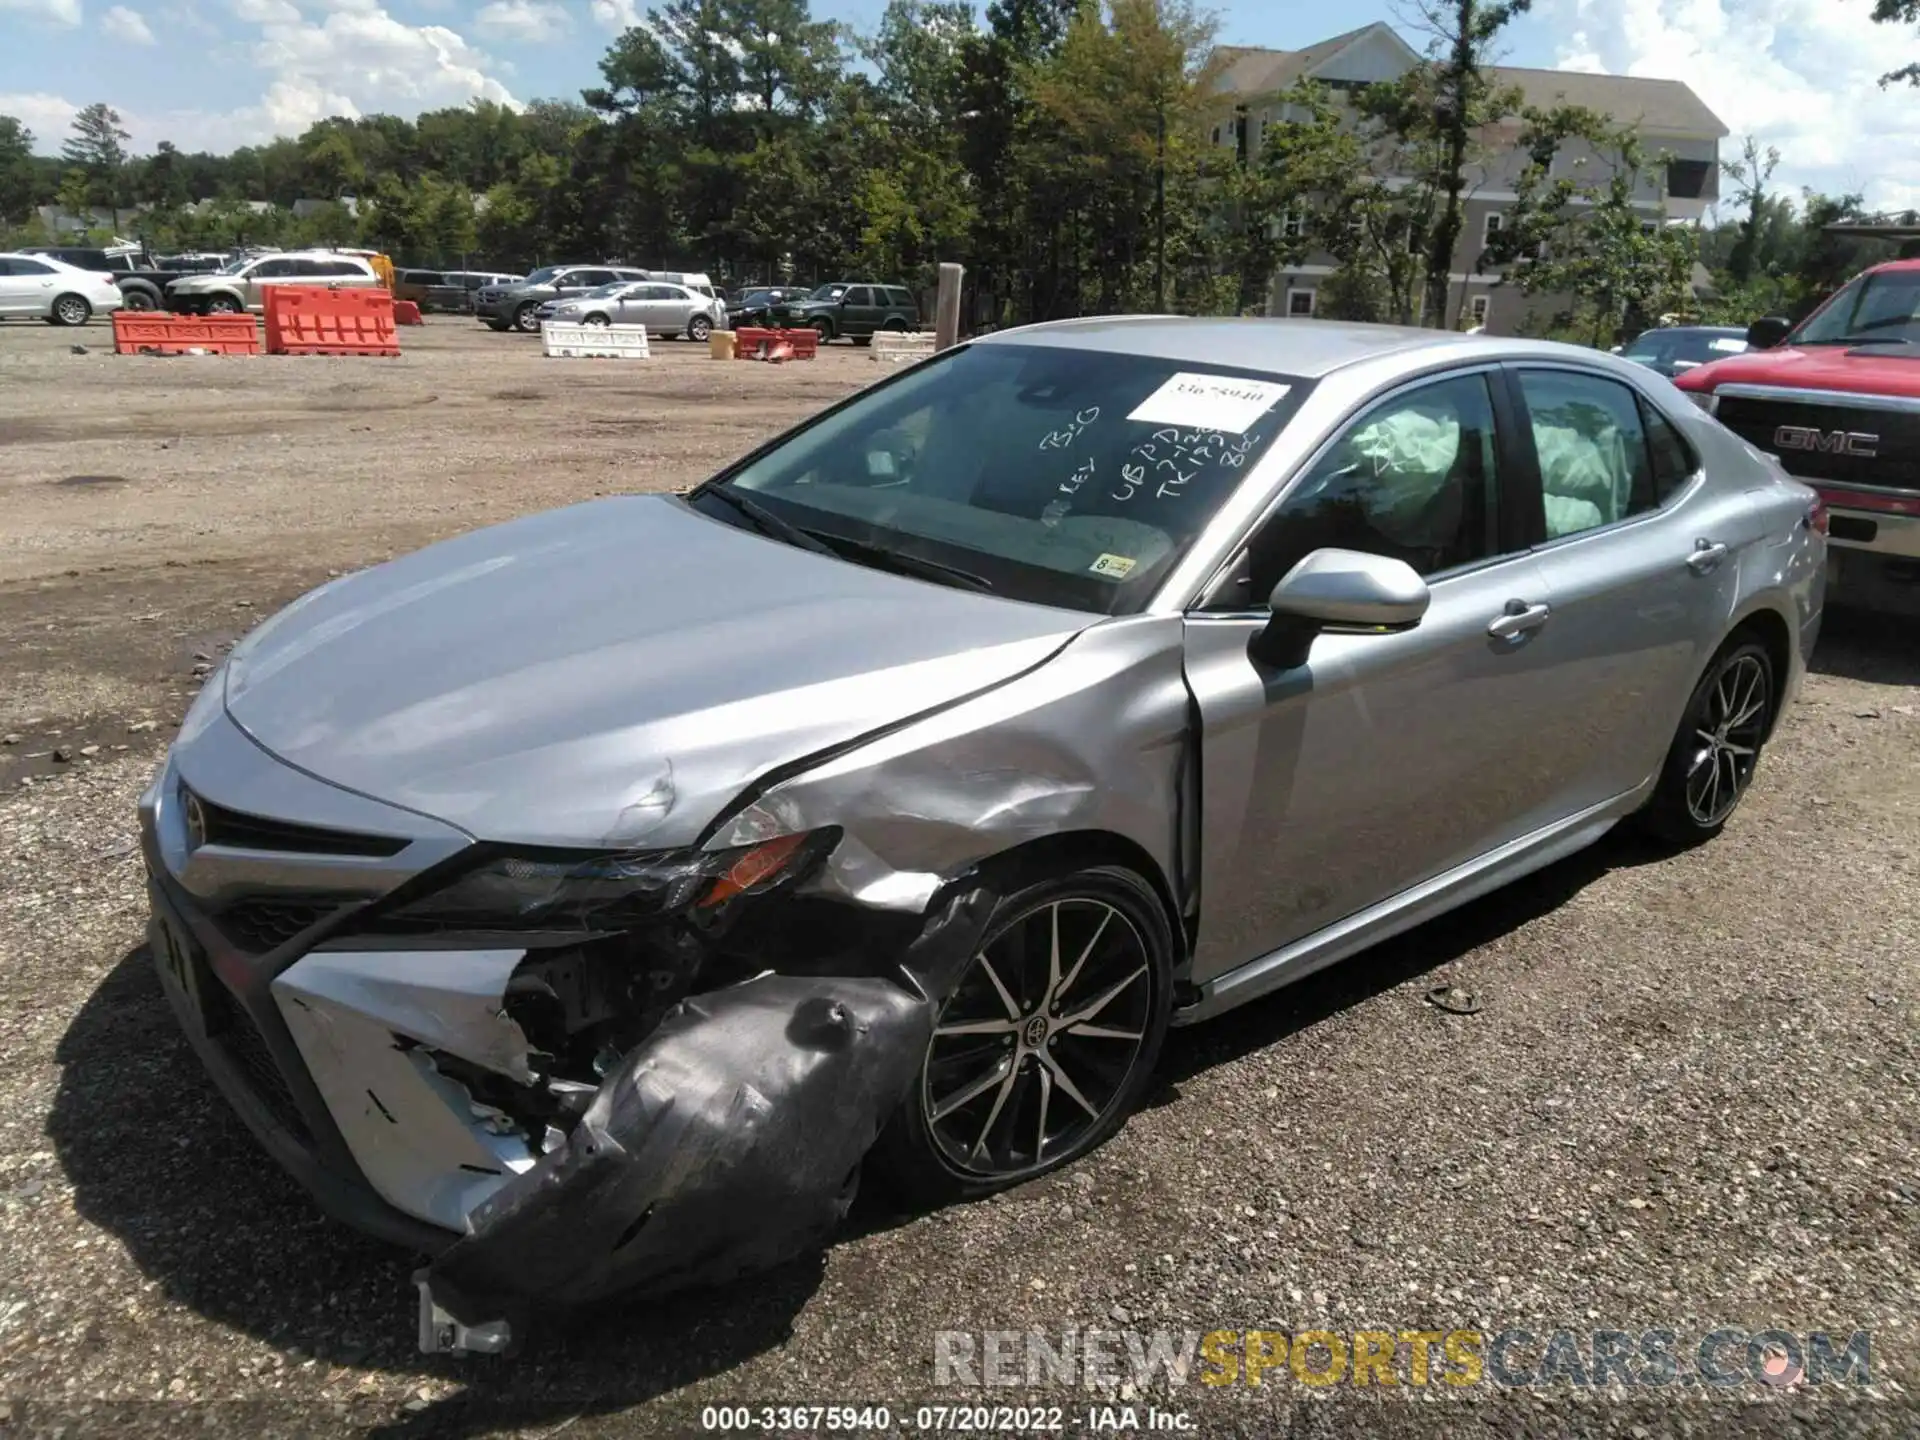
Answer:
275;830;994;1356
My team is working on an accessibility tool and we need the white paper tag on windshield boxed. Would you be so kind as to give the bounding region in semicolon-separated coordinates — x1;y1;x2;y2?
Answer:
1128;372;1291;434
1709;338;1745;353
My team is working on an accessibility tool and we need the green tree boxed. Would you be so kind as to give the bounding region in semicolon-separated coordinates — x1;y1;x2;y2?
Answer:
1871;0;1920;86
1388;0;1531;327
1720;134;1780;285
1485;108;1697;346
0;115;36;225
62;103;130;212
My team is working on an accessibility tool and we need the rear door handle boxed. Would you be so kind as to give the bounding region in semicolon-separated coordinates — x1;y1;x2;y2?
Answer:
1488;600;1551;639
1686;539;1730;574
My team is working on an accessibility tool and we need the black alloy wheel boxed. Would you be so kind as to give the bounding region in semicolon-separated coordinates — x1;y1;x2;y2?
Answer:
874;864;1173;1203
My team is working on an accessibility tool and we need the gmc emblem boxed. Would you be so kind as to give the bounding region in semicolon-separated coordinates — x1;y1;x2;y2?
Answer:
1774;425;1879;458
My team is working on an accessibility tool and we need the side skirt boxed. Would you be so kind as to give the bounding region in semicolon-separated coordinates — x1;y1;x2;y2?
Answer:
1174;788;1649;1027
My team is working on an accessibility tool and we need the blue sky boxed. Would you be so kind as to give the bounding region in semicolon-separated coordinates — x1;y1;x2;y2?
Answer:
1;0;1915;210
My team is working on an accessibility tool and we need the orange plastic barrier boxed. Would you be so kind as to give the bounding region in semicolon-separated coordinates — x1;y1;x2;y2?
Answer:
112;312;261;355
732;327;819;361
393;299;423;326
264;286;400;357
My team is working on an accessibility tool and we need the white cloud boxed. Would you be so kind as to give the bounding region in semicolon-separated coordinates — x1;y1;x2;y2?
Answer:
590;0;639;32
1541;0;1920;214
0;91;79;148
101;3;156;41
0;0;81;26
474;0;568;43
8;3;523;157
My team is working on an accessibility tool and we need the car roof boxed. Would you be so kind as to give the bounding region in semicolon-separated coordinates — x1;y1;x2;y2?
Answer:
973;315;1493;379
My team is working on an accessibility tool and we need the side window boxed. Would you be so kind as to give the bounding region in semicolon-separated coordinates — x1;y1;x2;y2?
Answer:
1515;369;1655;539
292;259;330;276
847;286;875;306
1640;400;1698;504
888;287;914;308
1242;372;1503;597
252;259;297;278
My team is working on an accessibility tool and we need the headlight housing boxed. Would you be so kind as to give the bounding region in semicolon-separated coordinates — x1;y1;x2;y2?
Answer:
383;830;836;931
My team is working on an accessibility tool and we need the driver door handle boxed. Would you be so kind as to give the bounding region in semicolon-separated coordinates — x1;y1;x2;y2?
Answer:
1488;599;1551;639
1687;539;1730;575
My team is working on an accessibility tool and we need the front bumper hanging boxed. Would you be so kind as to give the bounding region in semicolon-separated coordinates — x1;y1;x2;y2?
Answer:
415;885;994;1355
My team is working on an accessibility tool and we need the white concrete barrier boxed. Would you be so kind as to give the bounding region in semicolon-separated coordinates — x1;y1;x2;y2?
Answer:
872;331;936;363
542;323;650;359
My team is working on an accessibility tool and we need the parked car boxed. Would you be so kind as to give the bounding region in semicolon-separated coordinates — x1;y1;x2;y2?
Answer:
393;269;519;314
0;252;123;324
534;280;725;339
140;319;1823;1356
1615;325;1748;378
1676;259;1920;610
20;244;204;311
727;285;808;329
773;281;921;343
163;251;383;314
475;265;653;333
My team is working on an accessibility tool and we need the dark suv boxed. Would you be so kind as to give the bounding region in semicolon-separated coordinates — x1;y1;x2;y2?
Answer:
775;283;920;344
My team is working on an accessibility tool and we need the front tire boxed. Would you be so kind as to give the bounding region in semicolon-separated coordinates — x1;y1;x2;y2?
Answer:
1639;638;1776;845
50;294;92;326
810;317;834;343
582;313;611;327
871;863;1174;1206
204;294;242;315
513;302;541;333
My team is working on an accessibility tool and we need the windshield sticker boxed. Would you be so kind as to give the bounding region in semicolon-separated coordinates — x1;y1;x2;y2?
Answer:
1039;406;1101;451
1127;373;1291;433
1709;338;1745;352
1090;553;1137;579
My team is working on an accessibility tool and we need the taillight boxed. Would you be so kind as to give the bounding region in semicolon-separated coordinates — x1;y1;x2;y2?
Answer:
1807;494;1829;535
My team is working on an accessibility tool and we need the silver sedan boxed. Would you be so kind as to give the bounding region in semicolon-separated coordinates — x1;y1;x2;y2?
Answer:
139;318;1824;1352
537;279;723;339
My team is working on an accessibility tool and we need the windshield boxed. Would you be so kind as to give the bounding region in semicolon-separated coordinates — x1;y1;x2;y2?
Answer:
217;256;253;275
522;266;564;286
1790;269;1920;346
809;284;847;301
696;342;1311;614
1621;330;1746;368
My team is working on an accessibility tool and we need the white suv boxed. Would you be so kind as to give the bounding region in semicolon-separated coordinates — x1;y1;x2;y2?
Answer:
0;252;124;325
164;252;382;315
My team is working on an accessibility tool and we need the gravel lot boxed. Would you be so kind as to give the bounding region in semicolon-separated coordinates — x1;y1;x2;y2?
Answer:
0;320;1915;1438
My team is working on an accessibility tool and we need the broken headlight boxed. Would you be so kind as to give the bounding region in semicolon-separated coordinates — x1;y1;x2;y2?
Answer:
386;830;837;931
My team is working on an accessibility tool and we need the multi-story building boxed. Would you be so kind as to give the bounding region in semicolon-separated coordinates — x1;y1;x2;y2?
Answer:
1211;22;1726;332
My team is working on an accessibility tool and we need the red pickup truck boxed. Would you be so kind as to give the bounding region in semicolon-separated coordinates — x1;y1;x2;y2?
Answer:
1675;258;1920;611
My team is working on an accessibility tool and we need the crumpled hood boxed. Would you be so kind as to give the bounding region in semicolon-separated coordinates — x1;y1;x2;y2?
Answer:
1683;344;1920;398
223;495;1089;850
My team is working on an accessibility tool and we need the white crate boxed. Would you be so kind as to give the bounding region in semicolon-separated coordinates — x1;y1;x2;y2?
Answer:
872;331;936;363
542;323;651;359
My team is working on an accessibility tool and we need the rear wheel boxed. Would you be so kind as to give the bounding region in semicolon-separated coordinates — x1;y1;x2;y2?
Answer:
50;294;92;326
871;863;1174;1205
119;287;158;312
1639;638;1776;845
688;314;712;342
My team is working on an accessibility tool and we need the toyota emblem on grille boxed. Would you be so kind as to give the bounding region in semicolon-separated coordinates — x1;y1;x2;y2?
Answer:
182;790;207;850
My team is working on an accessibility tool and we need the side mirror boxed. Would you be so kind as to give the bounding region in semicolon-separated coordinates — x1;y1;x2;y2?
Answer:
1745;316;1791;351
1251;549;1431;671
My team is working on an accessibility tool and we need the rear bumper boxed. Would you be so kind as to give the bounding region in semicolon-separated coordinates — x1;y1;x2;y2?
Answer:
1825;502;1920;559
